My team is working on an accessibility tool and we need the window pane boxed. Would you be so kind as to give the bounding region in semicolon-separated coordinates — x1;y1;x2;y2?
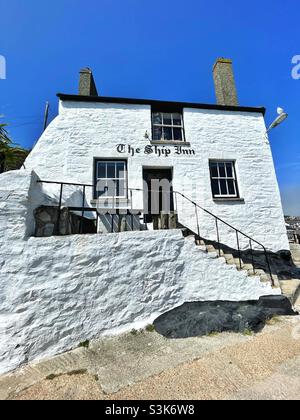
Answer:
227;180;236;195
220;179;228;195
163;127;173;140
106;179;117;197
219;163;226;178
117;180;125;197
210;162;218;178
163;113;172;125
211;179;220;196
153;126;163;140
97;163;106;178
107;162;115;178
116;162;125;179
173;128;183;141
153;113;162;125
226;163;233;178
173;113;182;126
97;182;108;198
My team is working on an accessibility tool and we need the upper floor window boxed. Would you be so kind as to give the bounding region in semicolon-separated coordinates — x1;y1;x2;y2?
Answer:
152;112;185;142
209;161;239;199
95;159;127;199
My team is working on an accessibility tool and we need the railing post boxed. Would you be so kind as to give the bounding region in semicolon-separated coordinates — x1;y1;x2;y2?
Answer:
111;214;114;233
249;239;256;275
130;189;133;213
264;248;275;287
112;191;115;233
56;183;64;235
195;204;201;240
96;212;99;233
80;185;86;234
215;218;221;257
236;230;242;270
174;191;178;214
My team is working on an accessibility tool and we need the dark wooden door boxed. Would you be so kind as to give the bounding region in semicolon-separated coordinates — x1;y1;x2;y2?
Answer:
143;168;174;223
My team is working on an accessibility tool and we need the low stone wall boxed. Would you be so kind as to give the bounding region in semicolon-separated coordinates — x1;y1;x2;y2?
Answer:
1;229;278;375
34;206;97;237
0;170;279;375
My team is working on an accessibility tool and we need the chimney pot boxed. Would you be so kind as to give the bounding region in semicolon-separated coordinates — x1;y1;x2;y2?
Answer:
213;58;238;106
79;67;98;96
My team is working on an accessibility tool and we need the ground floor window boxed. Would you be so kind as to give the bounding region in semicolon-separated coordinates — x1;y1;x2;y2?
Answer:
94;159;127;199
209;160;239;199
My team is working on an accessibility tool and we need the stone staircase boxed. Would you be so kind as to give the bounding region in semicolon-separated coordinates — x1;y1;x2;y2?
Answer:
184;233;279;288
184;232;300;306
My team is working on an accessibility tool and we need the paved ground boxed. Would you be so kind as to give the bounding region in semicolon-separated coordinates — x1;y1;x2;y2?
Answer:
1;316;300;400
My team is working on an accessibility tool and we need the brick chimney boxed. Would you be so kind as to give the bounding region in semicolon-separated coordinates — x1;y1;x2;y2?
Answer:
213;58;238;106
79;68;98;96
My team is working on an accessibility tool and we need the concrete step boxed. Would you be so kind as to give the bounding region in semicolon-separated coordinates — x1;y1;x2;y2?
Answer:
185;235;197;243
211;247;224;256
224;254;236;264
253;269;266;276
207;251;219;259
241;263;254;271
259;274;271;283
239;264;255;274
280;279;300;304
234;258;245;269
206;245;216;252
197;245;207;252
227;261;238;267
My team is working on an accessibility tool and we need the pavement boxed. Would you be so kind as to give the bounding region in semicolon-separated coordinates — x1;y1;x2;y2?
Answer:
1;316;300;400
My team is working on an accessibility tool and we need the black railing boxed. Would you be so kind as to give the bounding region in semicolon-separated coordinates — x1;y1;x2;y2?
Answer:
36;180;275;286
37;180;95;234
130;187;275;287
37;180;139;234
174;190;275;286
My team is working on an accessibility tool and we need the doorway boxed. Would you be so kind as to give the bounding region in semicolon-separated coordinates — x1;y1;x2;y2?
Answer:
143;168;174;223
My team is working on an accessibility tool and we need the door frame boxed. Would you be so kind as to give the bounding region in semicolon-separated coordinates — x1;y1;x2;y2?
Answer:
142;166;174;222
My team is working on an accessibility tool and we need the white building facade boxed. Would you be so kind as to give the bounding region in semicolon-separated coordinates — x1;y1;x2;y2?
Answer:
25;63;288;251
0;59;290;374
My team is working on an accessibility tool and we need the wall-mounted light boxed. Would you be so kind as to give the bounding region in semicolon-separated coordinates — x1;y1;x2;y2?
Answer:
266;108;288;133
144;131;150;140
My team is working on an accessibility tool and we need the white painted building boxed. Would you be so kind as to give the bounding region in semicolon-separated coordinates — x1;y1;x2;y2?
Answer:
0;59;289;374
24;59;288;251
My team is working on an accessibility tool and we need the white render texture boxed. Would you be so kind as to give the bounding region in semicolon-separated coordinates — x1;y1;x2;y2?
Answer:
0;170;279;374
24;100;289;252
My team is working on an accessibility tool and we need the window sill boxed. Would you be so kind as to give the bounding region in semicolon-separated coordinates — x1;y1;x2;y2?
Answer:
150;140;191;146
213;198;245;203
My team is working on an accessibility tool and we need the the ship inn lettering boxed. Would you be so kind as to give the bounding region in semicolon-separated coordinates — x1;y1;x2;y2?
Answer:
117;144;195;157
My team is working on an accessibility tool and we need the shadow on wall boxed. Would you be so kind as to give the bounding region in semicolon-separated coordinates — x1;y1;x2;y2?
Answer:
153;296;297;339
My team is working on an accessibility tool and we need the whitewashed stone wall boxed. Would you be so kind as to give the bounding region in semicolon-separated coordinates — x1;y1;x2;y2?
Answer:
0;170;279;374
24;100;289;252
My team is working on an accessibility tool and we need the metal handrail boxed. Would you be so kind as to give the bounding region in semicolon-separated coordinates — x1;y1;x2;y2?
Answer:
37;180;275;286
174;189;274;286
37;180;139;235
128;187;275;286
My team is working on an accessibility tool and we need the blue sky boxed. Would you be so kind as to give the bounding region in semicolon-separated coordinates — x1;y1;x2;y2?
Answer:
0;0;299;215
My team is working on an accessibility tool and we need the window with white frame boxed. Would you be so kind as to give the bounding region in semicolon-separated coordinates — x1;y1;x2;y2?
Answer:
152;111;185;142
209;161;239;198
95;160;127;199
